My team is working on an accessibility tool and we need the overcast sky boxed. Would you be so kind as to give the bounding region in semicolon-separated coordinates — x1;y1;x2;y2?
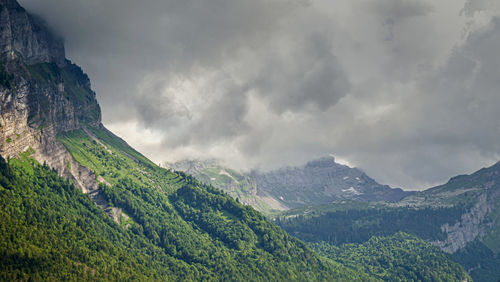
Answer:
19;0;500;190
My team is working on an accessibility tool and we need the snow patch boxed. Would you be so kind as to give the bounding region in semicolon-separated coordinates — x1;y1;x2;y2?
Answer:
341;187;362;195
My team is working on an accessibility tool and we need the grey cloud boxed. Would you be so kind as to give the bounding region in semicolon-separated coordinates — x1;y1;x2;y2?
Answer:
134;75;192;128
333;15;500;188
16;0;500;189
253;32;350;113
165;83;251;148
102;0;351;150
364;0;432;42
463;0;500;16
359;0;441;82
133;69;250;146
367;0;433;23
19;0;301;121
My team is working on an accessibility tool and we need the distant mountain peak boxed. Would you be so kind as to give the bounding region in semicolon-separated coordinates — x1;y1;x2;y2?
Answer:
305;156;340;168
169;156;413;212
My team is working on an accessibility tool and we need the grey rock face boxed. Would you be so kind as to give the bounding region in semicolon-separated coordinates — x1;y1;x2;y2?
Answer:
431;193;492;253
168;156;413;212
251;156;411;208
0;0;66;66
0;59;101;156
398;161;500;255
166;159;220;175
0;0;101;196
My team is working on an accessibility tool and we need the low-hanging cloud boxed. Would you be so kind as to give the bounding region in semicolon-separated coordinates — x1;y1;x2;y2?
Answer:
18;0;500;189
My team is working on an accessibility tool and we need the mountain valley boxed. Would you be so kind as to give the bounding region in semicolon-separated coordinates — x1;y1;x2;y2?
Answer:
0;0;495;280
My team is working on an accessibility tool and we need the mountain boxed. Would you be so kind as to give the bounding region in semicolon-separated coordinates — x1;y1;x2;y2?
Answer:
0;1;364;280
166;156;412;214
276;161;500;281
0;0;472;280
0;153;470;281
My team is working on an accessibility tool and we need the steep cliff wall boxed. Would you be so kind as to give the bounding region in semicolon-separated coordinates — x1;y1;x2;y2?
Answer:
0;0;65;66
431;193;493;253
0;0;101;194
251;156;411;208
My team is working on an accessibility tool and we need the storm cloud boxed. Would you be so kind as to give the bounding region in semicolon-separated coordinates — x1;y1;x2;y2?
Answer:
18;0;500;189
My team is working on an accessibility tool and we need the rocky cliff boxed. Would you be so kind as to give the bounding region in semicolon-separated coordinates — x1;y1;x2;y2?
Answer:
0;0;65;66
252;156;411;208
0;0;101;196
397;161;500;257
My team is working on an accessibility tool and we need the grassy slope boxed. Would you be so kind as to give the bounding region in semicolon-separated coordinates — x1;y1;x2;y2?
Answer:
55;127;372;281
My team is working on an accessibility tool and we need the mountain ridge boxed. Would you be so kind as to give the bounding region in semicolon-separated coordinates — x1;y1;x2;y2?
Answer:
276;159;500;281
166;156;412;213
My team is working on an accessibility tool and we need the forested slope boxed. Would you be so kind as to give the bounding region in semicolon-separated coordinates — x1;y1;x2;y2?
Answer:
0;129;372;281
276;165;500;282
310;232;471;282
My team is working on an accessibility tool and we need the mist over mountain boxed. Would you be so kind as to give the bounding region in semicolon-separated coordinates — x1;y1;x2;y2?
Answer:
16;0;500;189
167;156;412;213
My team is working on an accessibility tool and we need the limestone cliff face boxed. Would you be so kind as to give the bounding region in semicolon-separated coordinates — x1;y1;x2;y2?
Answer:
431;193;493;253
251;156;412;208
0;0;101;194
397;161;500;259
0;0;65;66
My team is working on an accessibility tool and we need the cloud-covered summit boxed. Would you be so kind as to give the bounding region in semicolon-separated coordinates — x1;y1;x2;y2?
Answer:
18;0;500;189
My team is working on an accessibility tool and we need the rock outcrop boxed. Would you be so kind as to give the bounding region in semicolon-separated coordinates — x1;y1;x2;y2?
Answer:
431;193;492;253
0;0;65;66
0;0;101;195
251;156;411;208
398;161;500;257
